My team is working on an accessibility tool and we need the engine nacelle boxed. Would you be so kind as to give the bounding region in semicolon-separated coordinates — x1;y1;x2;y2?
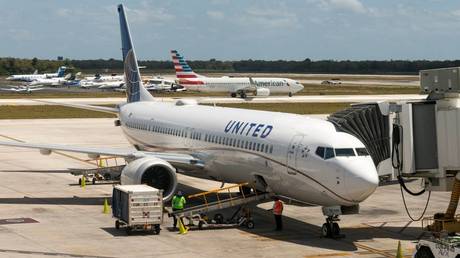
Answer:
120;157;178;201
255;88;270;96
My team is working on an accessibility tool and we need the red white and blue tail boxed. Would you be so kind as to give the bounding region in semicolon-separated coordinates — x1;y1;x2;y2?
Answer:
171;50;203;79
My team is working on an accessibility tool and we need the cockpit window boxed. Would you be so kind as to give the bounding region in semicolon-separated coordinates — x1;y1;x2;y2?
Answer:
315;147;325;158
335;148;355;157
316;146;335;159
356;148;369;156
325;147;335;159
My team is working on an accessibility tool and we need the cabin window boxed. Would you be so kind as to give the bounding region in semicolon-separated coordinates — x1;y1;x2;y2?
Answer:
260;144;264;152
269;145;273;154
256;143;260;151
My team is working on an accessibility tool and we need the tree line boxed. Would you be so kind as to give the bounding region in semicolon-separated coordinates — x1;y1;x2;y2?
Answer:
2;57;460;75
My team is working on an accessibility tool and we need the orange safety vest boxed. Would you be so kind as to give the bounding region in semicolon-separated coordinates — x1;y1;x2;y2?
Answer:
273;200;283;215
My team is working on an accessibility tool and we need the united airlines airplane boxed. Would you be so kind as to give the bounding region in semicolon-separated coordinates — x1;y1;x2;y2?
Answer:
171;50;304;98
7;66;67;82
0;5;378;237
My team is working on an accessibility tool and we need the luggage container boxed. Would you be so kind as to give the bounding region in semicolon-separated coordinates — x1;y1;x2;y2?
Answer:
112;184;163;235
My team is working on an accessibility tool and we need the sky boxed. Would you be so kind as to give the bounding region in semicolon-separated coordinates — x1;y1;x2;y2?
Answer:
1;0;460;61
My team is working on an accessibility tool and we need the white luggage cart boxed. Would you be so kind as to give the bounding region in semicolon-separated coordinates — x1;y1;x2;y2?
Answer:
112;185;163;235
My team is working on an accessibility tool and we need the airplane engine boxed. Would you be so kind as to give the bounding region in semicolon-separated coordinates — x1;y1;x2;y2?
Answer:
255;88;270;96
120;157;178;201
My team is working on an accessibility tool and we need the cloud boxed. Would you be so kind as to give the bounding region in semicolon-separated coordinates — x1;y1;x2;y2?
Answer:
56;8;71;17
207;10;224;20
312;0;367;14
125;5;174;25
241;8;299;29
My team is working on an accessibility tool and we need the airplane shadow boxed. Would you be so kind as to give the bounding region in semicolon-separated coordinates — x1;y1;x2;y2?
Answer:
174;183;422;252
0;181;422;251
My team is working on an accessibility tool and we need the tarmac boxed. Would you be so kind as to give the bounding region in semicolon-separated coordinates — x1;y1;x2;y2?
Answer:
0;94;427;106
0;118;450;258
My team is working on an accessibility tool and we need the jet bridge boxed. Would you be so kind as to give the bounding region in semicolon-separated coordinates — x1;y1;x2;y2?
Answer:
328;102;392;178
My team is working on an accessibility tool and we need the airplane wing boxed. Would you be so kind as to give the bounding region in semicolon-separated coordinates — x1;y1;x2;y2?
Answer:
235;77;257;93
31;99;120;114
0;141;203;170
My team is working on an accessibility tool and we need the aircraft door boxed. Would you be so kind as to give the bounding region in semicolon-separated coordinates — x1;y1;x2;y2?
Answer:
287;135;305;175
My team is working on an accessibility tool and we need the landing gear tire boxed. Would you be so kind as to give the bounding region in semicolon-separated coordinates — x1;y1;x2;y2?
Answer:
126;226;132;235
288;92;292;97
332;223;340;236
321;223;331;238
231;93;237;98
240;92;247;99
115;220;120;230
92;177;96;185
78;178;82;185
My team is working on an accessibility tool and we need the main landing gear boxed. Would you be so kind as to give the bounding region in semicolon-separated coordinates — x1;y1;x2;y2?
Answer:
230;92;247;98
321;215;342;238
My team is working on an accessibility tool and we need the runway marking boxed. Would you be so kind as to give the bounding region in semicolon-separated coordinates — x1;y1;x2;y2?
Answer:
0;249;116;258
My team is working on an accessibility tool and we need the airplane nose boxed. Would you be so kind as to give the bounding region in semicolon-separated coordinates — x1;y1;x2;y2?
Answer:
343;160;379;202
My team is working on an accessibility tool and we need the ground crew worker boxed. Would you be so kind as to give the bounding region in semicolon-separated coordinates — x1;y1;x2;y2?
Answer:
272;196;284;231
172;190;186;229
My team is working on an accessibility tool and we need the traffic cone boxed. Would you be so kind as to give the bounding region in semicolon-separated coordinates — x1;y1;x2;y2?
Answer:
178;218;188;234
396;241;403;258
103;198;110;214
80;176;86;189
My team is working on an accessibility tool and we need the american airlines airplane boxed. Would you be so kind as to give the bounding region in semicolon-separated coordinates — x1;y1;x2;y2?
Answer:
171;50;304;98
0;4;378;237
6;66;67;82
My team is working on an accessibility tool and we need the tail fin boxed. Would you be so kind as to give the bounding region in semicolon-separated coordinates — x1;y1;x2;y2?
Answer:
118;4;154;103
170;50;203;79
57;66;67;77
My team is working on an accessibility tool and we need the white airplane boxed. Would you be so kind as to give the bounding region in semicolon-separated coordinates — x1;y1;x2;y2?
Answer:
7;66;67;82
84;73;124;82
144;76;183;92
76;79;125;90
0;4;378;237
28;74;73;86
171;50;304;98
0;85;45;93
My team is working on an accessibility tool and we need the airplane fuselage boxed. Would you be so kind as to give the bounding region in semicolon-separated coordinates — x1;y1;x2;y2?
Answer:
179;77;304;95
118;101;378;207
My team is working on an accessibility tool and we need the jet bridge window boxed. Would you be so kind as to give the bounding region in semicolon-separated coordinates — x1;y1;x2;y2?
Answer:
355;148;369;156
335;148;355;157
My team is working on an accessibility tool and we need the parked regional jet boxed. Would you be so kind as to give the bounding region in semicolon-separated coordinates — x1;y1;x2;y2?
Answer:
6;66;67;82
84;73;124;82
0;5;378;237
28;74;72;86
0;85;45;93
171;50;304;98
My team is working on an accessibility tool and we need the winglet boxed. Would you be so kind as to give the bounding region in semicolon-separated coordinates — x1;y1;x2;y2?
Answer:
117;4;154;103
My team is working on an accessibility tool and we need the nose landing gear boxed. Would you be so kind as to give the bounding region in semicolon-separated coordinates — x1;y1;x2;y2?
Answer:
321;215;342;238
321;206;345;238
